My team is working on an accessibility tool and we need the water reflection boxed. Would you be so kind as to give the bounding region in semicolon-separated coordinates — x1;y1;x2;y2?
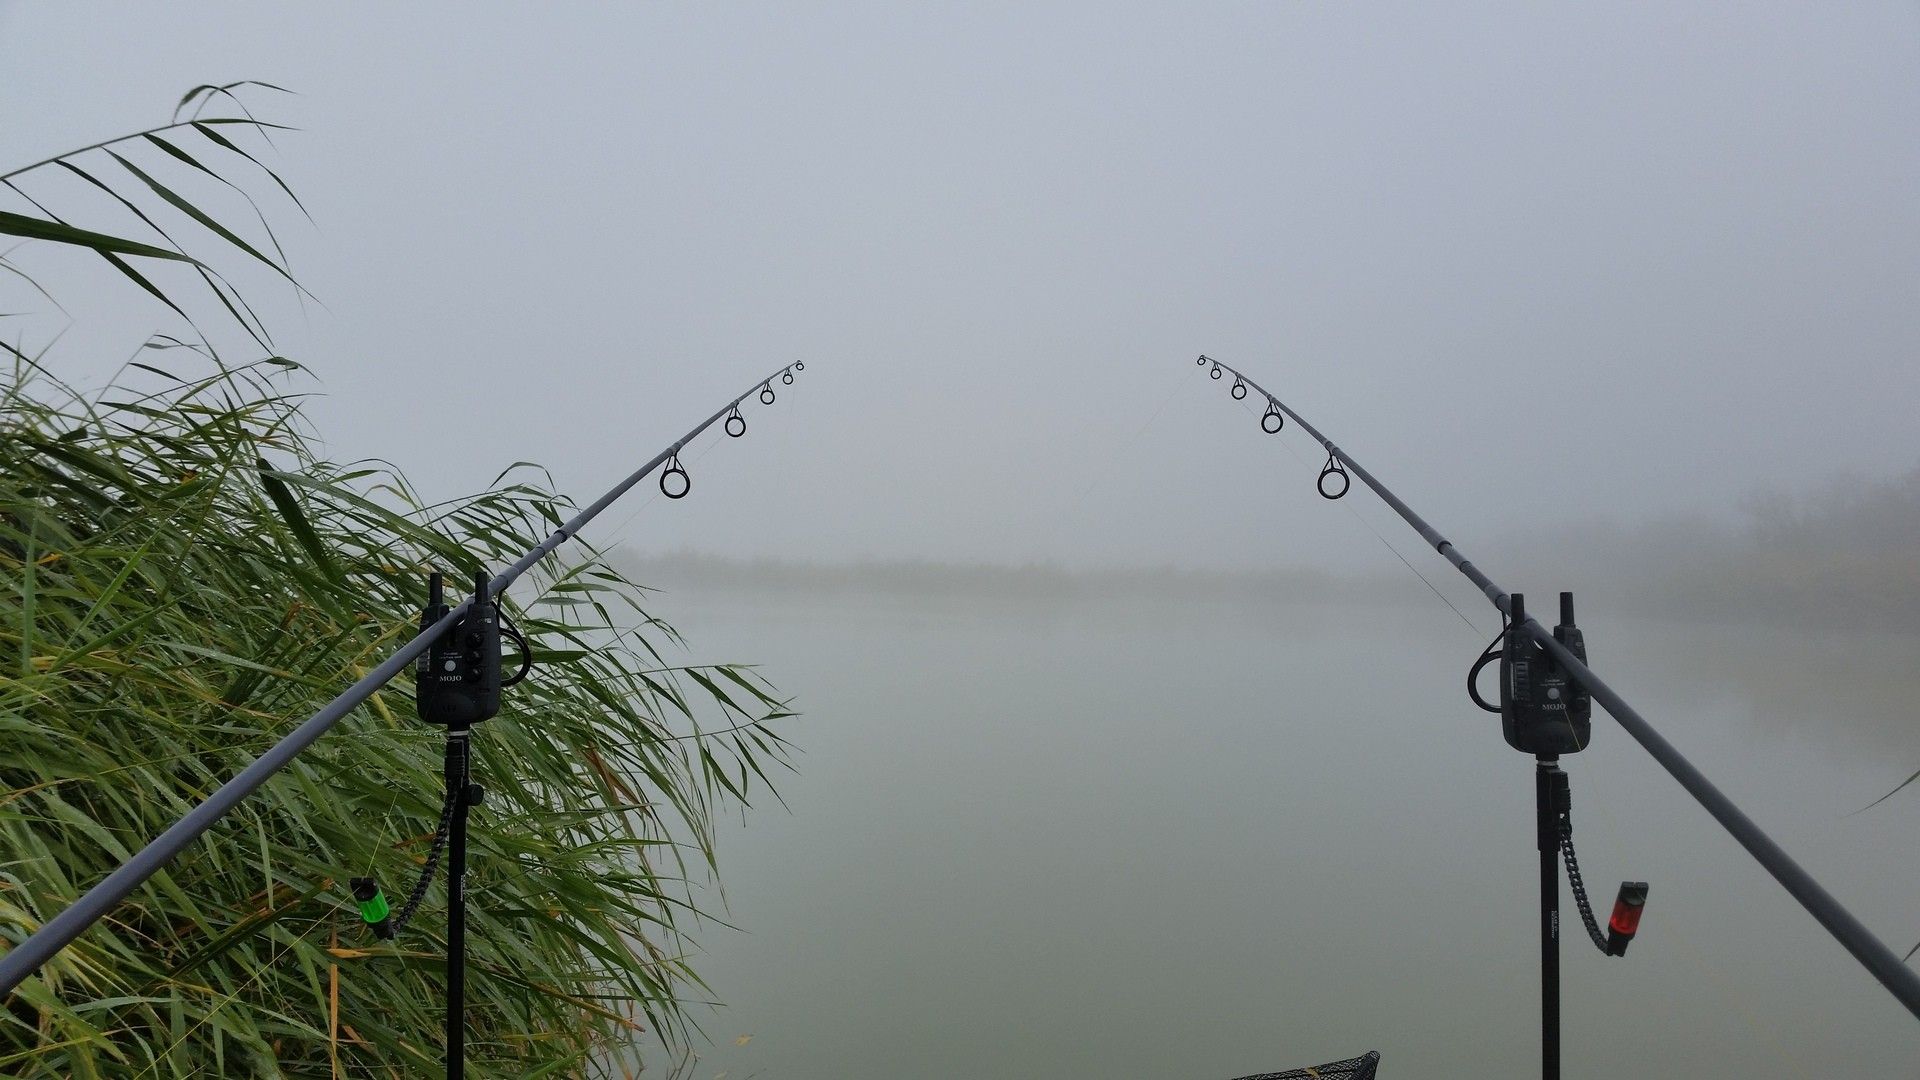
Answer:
624;576;1920;1079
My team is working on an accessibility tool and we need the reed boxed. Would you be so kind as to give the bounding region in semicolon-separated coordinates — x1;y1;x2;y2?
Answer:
0;86;789;1077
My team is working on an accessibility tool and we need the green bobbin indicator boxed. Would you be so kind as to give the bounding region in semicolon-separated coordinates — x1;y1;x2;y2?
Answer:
350;877;395;939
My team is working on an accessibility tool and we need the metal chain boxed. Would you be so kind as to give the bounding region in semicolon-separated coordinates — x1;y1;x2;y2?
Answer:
389;782;457;935
1559;815;1611;954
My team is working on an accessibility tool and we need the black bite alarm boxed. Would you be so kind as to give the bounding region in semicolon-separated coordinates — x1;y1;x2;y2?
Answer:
414;570;501;727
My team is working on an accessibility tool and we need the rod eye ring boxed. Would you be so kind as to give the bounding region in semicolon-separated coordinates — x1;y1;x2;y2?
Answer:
1261;404;1284;433
1231;379;1247;400
1317;456;1350;500
660;456;691;499
1196;356;1207;366
1210;365;1223;380
760;384;776;405
782;370;794;385
725;408;746;438
794;361;805;372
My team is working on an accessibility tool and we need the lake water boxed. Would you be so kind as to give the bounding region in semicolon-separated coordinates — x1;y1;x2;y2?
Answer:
629;580;1920;1078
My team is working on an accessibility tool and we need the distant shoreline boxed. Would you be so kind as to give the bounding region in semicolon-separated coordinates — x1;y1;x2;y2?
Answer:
618;466;1920;632
617;551;1416;601
613;544;1920;635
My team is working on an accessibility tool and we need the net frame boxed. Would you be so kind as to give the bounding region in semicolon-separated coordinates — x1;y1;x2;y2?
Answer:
1228;1050;1381;1080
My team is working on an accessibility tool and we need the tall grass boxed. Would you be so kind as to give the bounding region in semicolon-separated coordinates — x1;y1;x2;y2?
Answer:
0;87;790;1076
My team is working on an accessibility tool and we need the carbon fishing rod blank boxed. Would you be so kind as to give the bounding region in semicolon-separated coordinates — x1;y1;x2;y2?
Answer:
1187;354;1920;1066
0;363;809;1004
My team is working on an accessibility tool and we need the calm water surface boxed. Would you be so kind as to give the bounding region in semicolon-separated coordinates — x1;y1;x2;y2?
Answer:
631;582;1920;1079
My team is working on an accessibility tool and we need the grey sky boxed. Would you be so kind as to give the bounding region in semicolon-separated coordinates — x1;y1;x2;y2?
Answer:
3;3;1916;576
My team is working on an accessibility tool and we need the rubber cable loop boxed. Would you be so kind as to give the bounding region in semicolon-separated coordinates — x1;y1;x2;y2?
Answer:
497;605;533;687
1467;619;1506;713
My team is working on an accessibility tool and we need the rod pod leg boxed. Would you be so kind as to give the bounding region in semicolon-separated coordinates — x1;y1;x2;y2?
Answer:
1536;756;1565;1080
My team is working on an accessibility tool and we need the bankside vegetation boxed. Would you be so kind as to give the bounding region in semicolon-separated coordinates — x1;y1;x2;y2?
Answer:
0;85;789;1077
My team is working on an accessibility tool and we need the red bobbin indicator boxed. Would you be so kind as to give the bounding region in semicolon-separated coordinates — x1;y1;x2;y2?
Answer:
1606;881;1649;956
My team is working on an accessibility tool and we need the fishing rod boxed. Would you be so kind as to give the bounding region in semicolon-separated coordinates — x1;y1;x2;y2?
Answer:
0;363;808;1007
1192;355;1920;1065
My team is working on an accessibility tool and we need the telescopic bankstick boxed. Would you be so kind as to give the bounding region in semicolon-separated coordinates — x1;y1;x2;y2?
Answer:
1192;355;1920;1068
0;363;809;1077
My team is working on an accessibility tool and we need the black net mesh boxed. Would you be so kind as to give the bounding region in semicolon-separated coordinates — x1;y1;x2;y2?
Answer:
1228;1051;1381;1080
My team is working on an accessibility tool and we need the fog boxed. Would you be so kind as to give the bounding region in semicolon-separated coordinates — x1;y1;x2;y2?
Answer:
631;460;1920;631
4;4;1918;1075
623;581;1920;1078
3;2;1917;576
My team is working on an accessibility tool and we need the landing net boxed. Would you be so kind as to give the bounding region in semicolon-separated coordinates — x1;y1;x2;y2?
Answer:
1228;1050;1381;1080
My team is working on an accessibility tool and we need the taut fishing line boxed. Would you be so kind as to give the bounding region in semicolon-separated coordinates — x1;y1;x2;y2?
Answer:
1188;353;1920;1074
600;409;740;548
597;362;802;549
1011;362;1197;562
0;362;814;1067
1070;363;1194;506
1230;390;1482;637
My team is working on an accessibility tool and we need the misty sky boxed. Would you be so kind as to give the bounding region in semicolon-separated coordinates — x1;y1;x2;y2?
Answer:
3;3;1916;578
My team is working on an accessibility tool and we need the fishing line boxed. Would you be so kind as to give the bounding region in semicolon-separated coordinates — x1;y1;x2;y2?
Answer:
597;415;737;553
485;384;780;640
1115;363;1199;461
1188;352;1920;1027
1024;362;1197;559
1232;393;1482;637
1092;364;1196;489
134;909;333;1080
360;783;405;878
0;364;810;999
